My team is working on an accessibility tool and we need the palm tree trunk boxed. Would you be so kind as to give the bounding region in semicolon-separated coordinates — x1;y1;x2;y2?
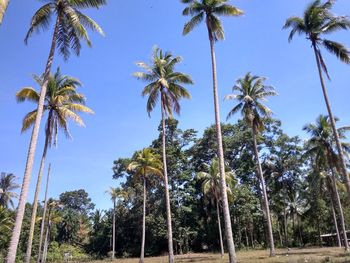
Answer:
284;207;288;247
277;220;283;247
252;125;275;256
25;129;51;263
206;20;236;263
112;199;116;260
161;104;174;263
330;194;341;247
140;177;146;263
0;0;9;24
6;17;59;263
216;200;224;257
37;164;51;263
312;43;350;205
42;221;50;263
328;163;349;251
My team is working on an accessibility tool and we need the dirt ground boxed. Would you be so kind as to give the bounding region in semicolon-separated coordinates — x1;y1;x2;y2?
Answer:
87;247;350;263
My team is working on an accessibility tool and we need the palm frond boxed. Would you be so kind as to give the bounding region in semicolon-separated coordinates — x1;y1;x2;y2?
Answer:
210;14;224;41
133;72;157;82
24;3;54;44
183;12;204;35
16;87;40;103
226;102;243;120
70;0;107;9
64;103;94;114
0;0;9;24
322;39;350;64
322;16;350;34
283;16;306;42
21;109;38;133
75;10;104;36
213;4;243;17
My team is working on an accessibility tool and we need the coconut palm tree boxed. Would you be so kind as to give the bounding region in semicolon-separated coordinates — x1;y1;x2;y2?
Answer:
7;1;105;262
134;47;193;263
105;187;128;260
303;115;350;251
0;0;9;24
284;0;350;204
225;72;277;256
37;164;51;263
41;200;62;263
197;158;235;258
127;148;163;263
181;2;243;261
0;173;19;209
16;68;94;263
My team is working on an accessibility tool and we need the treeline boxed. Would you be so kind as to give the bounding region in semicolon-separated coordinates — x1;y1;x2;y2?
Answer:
1;117;349;261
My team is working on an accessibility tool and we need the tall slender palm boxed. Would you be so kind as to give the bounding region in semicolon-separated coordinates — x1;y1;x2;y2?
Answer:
0;0;9;24
197;158;235;258
181;2;243;261
0;173;19;209
134;47;193;263
127;148;163;263
284;0;350;204
303;115;350;251
106;187;128;260
37;164;51;263
41;200;62;263
8;1;105;262
225;72;277;256
17;68;93;263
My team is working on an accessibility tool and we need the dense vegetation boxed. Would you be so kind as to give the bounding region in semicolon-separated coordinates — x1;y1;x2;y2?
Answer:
2;117;350;261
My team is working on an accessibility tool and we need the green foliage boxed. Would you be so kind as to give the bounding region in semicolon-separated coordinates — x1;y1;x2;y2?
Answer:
0;172;19;209
284;0;350;78
16;68;94;143
59;189;95;216
46;241;90;262
134;47;193;117
25;0;106;60
181;0;243;41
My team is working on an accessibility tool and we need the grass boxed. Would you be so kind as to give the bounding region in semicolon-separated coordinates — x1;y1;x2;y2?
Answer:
86;247;350;263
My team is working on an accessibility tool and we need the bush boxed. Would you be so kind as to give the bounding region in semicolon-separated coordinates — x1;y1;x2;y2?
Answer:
46;242;90;262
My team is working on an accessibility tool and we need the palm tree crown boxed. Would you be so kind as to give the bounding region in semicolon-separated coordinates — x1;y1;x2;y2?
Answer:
225;72;277;131
16;68;94;146
181;0;243;41
134;47;193;117
0;173;19;209
128;148;163;180
283;0;350;78
106;187;128;204
197;158;235;202
304;115;350;168
25;0;105;60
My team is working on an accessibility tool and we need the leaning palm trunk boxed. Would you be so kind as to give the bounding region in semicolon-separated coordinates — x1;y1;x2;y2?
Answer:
112;199;116;259
216;200;224;257
328;163;349;251
140;177;146;263
329;192;341;247
161;104;174;263
206;20;236;263
312;43;350;205
37;164;51;263
252;125;275;256
6;17;60;263
25;129;51;263
0;0;9;24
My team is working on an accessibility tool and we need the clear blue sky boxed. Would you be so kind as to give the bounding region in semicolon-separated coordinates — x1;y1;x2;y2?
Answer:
0;0;349;210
